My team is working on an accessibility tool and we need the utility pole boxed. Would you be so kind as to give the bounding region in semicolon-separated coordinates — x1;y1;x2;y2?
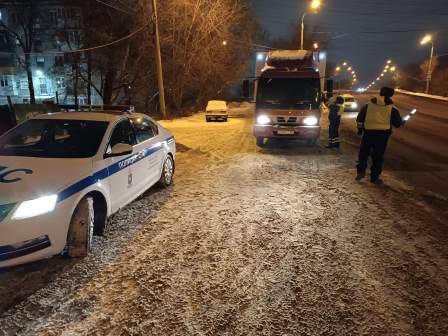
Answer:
425;42;435;94
151;0;167;119
300;13;306;50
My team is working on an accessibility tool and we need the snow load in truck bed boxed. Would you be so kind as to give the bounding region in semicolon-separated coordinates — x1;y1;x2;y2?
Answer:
268;50;311;61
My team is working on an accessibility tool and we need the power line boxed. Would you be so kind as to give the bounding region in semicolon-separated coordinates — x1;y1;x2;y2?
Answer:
93;0;135;15
0;24;148;56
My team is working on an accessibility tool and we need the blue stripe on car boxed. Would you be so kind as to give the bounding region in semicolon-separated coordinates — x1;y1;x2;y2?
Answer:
58;139;170;203
0;235;51;262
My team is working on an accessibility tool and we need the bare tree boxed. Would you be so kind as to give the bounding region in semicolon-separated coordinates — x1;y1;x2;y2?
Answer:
0;0;38;103
135;0;256;112
77;1;142;105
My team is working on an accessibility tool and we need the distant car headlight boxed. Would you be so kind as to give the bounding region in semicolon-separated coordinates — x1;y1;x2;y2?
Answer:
351;102;358;109
12;195;58;220
303;116;319;126
257;115;271;125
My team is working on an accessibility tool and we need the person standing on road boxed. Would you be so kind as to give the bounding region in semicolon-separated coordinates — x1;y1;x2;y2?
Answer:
326;96;345;149
356;87;403;185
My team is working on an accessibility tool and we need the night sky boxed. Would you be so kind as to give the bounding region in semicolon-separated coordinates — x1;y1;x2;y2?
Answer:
254;0;448;88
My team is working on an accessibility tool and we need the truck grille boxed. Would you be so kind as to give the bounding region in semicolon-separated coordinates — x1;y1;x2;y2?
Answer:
276;116;298;124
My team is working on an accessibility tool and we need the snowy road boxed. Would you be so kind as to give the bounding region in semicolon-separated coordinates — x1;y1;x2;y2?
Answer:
1;104;448;335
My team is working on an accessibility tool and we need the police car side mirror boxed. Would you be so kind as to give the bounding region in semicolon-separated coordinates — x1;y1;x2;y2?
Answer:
106;143;133;158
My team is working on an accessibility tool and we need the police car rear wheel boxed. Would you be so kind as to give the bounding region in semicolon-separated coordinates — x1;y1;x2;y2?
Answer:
158;156;174;188
66;196;94;258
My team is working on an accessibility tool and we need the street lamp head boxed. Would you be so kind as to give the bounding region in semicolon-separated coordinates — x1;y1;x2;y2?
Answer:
387;60;392;64
222;40;228;46
390;66;396;72
342;62;347;66
420;34;432;46
310;0;321;11
347;66;352;71
335;66;341;71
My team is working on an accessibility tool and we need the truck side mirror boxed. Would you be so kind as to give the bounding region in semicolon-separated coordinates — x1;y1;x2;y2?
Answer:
242;79;250;99
326;79;334;98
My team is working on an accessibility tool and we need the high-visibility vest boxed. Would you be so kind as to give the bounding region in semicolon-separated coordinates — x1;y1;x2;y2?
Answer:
337;104;344;116
364;97;393;130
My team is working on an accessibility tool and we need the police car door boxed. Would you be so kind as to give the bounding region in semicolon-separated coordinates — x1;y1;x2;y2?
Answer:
104;119;138;212
131;117;164;193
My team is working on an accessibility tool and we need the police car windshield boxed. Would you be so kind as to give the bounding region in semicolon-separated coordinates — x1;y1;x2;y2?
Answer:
0;119;109;158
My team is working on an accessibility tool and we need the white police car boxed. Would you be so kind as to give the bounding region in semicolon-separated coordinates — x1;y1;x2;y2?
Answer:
0;111;175;268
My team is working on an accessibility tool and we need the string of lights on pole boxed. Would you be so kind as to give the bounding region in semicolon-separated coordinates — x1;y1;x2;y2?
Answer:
364;60;398;91
334;62;358;86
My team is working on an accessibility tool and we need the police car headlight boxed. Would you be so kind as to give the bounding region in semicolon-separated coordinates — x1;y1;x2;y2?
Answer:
257;115;271;125
12;195;58;220
303;116;319;126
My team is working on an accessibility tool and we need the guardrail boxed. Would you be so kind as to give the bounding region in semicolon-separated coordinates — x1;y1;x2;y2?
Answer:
396;89;448;102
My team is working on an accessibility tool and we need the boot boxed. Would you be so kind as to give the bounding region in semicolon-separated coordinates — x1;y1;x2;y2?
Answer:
355;172;366;181
370;178;384;186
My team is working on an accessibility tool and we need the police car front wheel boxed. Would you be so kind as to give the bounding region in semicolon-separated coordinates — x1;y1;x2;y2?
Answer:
158;155;174;188
66;196;95;258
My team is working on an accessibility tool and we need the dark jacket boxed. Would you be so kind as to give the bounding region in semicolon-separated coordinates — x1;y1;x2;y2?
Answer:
328;104;343;122
357;97;402;135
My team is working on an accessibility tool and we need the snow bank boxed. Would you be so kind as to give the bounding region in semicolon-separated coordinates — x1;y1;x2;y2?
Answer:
396;89;448;102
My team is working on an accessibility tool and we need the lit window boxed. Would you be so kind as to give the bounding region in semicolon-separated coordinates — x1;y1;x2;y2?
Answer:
39;78;48;95
20;80;28;90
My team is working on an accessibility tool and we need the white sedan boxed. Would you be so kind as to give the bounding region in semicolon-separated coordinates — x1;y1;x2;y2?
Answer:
341;94;359;112
205;100;228;122
0;111;175;268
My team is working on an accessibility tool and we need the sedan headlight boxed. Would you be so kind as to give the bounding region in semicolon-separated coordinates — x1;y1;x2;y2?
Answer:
303;116;319;126
12;195;58;220
351;102;358;109
257;115;271;125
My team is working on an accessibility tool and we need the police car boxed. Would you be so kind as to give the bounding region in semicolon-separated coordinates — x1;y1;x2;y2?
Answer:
0;111;175;268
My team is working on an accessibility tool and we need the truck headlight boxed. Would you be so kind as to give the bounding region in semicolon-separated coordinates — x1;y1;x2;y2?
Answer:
12;195;58;220
257;115;271;125
303;116;319;126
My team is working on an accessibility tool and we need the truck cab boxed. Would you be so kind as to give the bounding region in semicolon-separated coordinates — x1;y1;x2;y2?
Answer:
251;50;328;147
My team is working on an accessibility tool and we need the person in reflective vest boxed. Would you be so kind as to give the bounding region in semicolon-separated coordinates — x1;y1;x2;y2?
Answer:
326;96;345;148
356;87;403;185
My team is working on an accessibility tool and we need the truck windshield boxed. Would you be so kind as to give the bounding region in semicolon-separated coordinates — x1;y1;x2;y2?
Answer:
257;78;320;109
0;119;109;158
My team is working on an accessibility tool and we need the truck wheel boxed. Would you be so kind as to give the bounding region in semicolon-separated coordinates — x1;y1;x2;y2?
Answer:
256;137;265;147
158;155;174;188
66;196;94;258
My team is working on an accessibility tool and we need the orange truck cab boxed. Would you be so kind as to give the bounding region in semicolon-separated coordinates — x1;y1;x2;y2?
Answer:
252;50;330;147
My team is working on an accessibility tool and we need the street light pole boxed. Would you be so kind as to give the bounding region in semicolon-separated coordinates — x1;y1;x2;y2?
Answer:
425;41;434;94
300;0;321;50
300;13;306;50
151;0;167;119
